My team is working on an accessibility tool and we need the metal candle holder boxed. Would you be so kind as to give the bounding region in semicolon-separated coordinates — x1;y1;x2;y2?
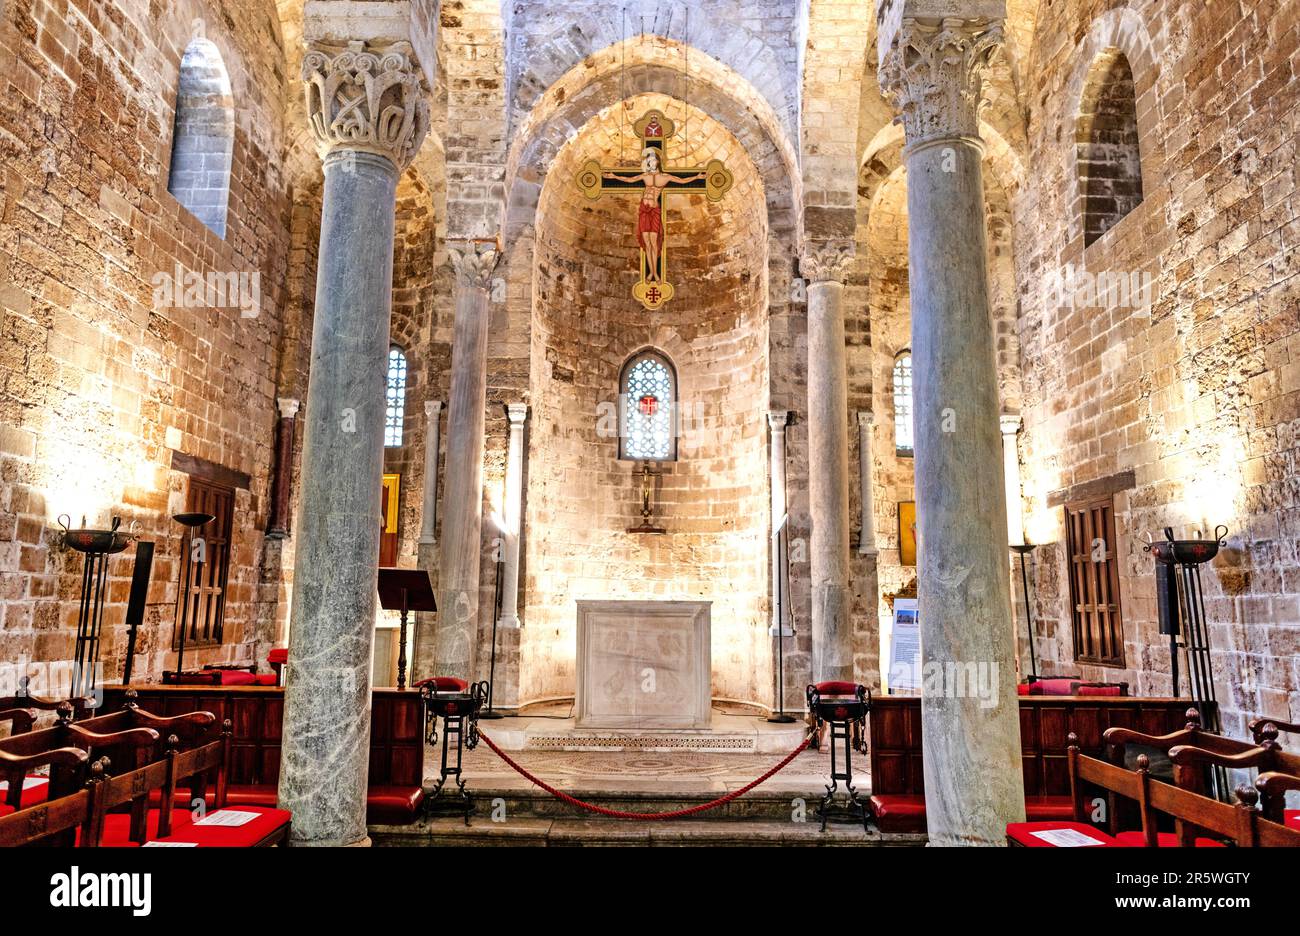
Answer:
1144;524;1228;796
171;512;214;679
1010;543;1038;678
59;514;137;698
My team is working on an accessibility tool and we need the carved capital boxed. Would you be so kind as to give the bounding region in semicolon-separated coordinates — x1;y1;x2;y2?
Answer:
799;242;853;285
506;403;528;426
302;41;430;170
768;410;789;432
879;17;1003;151
424;399;443;418
858;410;875;427
449;243;501;291
276;397;301;419
1000;413;1022;437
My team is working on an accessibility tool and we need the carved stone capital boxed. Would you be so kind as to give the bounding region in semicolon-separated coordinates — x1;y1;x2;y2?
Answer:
799;242;854;285
302;41;430;170
1000;413;1022;437
858;410;875;427
449;243;501;291
768;410;789;432
506;403;528;426
424;399;443;418
277;397;301;419
879;17;1003;151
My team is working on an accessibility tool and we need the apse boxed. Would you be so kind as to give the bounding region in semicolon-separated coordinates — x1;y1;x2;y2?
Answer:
521;93;771;707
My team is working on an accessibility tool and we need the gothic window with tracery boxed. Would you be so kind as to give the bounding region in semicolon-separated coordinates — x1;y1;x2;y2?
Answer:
620;351;676;461
385;346;407;447
893;351;914;457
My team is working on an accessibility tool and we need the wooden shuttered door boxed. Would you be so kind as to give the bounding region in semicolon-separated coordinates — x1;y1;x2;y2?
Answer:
1064;496;1125;667
174;478;235;648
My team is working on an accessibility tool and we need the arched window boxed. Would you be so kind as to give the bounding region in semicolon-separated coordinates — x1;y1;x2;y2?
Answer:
892;351;913;457
385;346;407;447
167;38;234;238
619;350;676;461
1077;50;1143;246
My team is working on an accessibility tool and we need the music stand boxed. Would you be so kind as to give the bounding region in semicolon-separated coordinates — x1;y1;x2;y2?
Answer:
377;569;437;691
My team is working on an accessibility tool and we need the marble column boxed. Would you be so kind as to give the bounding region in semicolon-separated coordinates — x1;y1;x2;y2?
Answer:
498;403;528;630
1001;414;1025;546
801;243;854;682
880;8;1025;845
267;397;300;538
857;410;879;556
278;41;429;848
767;410;791;637
419;400;443;546
436;243;500;679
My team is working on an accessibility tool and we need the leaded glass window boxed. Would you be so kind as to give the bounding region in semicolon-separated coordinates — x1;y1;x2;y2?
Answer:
893;351;913;456
620;351;676;461
385;346;407;447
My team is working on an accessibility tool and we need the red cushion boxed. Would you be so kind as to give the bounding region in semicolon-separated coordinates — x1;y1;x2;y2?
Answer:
267;648;288;664
1031;678;1078;696
814;681;860;696
78;808;194;847
366;785;426;824
1113;830;1227;848
869;794;927;833
252;673;277;685
217;670;256;686
1024;796;1075;821
414;676;468;692
1007;821;1119;847
152;806;291;847
1285;810;1299;831
0;775;50;809
1017;683;1031;695
1076;684;1122;697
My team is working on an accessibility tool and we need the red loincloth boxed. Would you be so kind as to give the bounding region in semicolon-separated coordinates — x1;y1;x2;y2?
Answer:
636;200;662;254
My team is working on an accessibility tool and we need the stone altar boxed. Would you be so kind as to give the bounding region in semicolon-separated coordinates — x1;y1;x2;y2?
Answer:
575;600;712;730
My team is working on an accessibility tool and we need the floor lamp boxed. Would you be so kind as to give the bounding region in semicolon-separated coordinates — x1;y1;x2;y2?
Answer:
1010;543;1037;678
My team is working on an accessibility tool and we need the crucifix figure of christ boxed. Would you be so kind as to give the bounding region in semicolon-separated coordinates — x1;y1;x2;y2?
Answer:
576;110;734;311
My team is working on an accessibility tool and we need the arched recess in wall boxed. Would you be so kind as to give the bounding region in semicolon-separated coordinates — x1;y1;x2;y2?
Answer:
619;349;678;462
1076;50;1144;246
167;38;235;238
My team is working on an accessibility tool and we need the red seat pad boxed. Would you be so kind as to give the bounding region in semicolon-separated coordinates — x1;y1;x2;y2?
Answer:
152;807;291;847
366;785;426;824
267;648;288;665
1076;684;1123;696
869;794;927;833
414;676;468;692
1285;810;1299;830
79;809;194;847
1030;678;1078;696
1113;831;1227;848
814;681;860;696
1007;821;1119;847
1024;796;1075;821
0;775;50;809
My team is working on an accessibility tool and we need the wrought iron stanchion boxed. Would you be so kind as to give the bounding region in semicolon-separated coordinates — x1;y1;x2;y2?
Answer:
481;513;508;719
169;512;213;681
1145;524;1228;798
59;515;137;699
421;679;488;824
1010;543;1038;678
807;682;871;831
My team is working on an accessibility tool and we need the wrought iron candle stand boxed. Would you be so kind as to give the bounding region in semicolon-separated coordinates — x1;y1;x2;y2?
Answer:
169;512;214;681
1144;524;1229;797
1010;543;1039;678
421;680;489;824
59;515;137;699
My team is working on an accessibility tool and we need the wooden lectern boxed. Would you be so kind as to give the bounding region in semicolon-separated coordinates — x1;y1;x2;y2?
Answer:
377;569;437;690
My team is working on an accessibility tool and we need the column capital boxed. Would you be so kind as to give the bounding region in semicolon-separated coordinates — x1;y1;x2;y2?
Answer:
879;15;1004;152
276;397;301;419
799;241;854;285
768;410;789;431
506;403;528;425
449;242;501;291
424;399;443;417
858;410;875;427
1000;413;1022;436
302;40;431;170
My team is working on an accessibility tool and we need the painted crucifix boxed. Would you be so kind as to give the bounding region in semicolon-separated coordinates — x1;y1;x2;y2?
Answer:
576;110;734;311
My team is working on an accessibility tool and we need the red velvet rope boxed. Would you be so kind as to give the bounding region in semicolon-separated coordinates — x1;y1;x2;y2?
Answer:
475;729;813;820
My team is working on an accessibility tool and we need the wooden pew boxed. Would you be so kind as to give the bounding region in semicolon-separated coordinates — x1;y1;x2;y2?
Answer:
1008;734;1300;847
0;708;36;737
1250;717;1300;744
103;684;426;825
868;695;1200;833
0;749;96;847
0;677;98;719
1166;740;1300;828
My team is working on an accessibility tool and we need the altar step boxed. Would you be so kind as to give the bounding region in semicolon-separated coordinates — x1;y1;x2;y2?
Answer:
373;816;925;847
477;712;809;753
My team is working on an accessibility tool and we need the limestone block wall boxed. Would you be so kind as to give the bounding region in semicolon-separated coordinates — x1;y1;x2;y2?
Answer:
1015;0;1300;733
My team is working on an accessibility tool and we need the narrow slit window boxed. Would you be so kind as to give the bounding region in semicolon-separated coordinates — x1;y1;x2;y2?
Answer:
385;347;407;447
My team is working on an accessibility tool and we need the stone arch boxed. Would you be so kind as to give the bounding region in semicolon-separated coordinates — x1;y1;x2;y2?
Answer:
505;3;798;142
1059;7;1162;250
166;38;235;238
504;40;800;245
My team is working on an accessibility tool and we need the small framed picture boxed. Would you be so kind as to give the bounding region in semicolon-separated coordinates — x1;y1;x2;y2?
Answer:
899;500;917;566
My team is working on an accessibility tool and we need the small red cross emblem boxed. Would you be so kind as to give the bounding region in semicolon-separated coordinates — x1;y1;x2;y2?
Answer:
645;286;661;303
